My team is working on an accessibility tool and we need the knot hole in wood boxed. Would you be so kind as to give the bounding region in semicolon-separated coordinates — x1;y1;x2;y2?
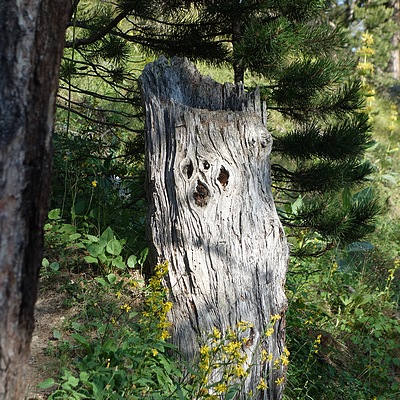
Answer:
193;180;210;207
181;158;194;179
217;165;229;189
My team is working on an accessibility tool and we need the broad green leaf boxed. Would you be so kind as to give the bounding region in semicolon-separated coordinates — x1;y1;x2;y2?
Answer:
79;371;89;382
69;233;81;241
127;255;137;268
100;226;114;245
71;333;91;352
139;247;149;265
50;262;60;272
84;255;98;264
86;234;99;243
95;277;108;286
106;238;122;255
87;243;104;257
48;209;61;220
71;322;82;331
37;378;55;389
226;386;240;400
42;258;49;268
112;255;125;269
59;224;76;234
107;273;117;284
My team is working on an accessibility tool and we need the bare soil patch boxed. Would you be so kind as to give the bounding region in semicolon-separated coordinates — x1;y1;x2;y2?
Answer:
25;274;78;400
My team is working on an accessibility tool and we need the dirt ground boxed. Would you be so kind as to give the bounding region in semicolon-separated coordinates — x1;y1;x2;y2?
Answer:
25;276;77;400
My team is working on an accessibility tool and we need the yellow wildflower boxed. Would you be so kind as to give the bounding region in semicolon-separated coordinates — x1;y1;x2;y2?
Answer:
237;320;253;331
362;32;374;46
163;301;173;312
283;347;290;357
257;378;268;390
280;354;289;366
270;314;281;323
233;364;247;378
265;327;274;337
261;349;268;361
120;303;131;313
200;345;210;355
91;180;97;187
357;62;374;74
160;330;170;340
275;376;285;386
223;340;241;355
212;327;221;339
214;383;227;394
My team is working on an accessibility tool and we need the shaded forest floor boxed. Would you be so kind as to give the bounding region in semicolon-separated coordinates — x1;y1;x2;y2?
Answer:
26;273;79;399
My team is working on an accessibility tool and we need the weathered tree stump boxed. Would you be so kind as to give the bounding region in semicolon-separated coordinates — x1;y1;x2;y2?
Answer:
139;56;289;399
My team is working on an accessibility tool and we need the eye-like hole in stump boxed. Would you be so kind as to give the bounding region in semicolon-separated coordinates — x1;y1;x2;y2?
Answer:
217;166;229;189
193;180;210;207
182;159;194;179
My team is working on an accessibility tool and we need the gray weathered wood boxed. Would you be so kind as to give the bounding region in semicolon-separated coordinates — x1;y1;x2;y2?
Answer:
140;56;289;399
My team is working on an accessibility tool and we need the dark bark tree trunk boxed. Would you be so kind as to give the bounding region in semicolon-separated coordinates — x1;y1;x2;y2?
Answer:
140;57;289;399
232;20;245;84
0;1;70;398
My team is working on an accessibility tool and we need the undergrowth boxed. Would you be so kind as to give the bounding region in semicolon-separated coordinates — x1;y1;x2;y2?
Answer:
34;35;399;399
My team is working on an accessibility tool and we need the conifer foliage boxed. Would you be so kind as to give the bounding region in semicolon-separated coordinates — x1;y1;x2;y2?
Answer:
129;0;378;254
62;0;378;255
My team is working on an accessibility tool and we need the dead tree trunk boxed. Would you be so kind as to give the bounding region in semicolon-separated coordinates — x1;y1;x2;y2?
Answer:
0;1;70;398
140;57;289;399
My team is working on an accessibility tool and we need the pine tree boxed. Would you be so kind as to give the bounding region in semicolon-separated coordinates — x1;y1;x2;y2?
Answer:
61;0;378;255
128;0;378;255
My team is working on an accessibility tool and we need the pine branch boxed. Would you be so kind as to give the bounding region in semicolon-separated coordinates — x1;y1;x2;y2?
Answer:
65;8;132;48
56;103;140;133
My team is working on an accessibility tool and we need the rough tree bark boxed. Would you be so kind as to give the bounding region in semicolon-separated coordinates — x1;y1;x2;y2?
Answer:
0;1;71;398
140;57;289;399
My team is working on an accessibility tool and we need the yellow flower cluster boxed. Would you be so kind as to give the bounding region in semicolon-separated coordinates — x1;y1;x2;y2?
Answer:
313;334;322;354
214;383;227;394
196;322;252;397
357;62;374;75
256;377;268;390
141;261;172;341
236;320;254;332
120;303;131;313
193;318;291;398
264;313;282;337
362;32;374;46
261;349;273;362
275;376;285;386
